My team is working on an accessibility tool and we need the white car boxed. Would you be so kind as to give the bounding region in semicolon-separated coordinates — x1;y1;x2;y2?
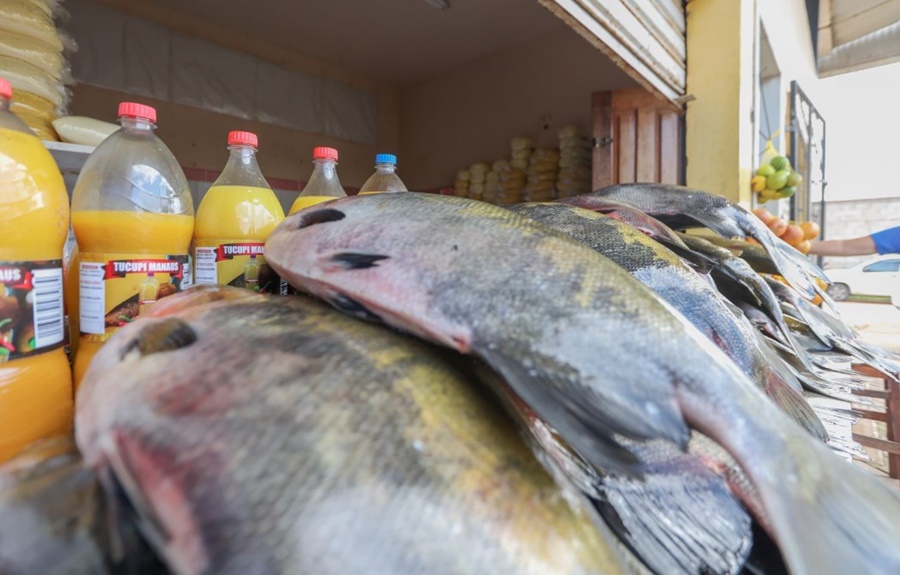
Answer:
824;255;900;301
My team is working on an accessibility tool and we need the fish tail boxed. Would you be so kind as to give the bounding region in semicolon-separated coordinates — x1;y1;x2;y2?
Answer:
762;367;827;442
787;365;870;403
759;439;900;575
767;241;819;299
592;452;752;575
843;339;900;382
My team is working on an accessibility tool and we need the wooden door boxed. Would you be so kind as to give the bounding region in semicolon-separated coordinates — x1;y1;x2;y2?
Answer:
592;88;683;189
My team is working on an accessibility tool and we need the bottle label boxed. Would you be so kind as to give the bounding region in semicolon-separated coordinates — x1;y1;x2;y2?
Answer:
194;241;280;294
0;260;65;361
78;253;191;341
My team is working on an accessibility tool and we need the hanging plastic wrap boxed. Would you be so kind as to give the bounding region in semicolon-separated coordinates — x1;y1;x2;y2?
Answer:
64;0;377;145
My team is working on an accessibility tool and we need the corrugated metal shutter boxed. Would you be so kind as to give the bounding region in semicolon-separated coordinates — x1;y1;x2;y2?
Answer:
540;0;686;103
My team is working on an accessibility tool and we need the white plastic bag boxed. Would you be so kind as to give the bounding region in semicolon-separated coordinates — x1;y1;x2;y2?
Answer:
52;116;119;146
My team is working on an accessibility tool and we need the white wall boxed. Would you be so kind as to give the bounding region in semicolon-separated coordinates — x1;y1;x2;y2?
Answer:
757;0;823;135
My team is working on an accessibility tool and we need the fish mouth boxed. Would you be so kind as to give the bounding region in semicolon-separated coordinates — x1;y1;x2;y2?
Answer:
328;293;384;323
292;275;473;353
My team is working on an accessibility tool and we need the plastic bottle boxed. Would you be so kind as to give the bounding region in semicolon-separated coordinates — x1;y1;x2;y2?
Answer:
64;231;79;359
244;254;260;290
193;131;285;293
288;147;346;215
358;153;408;195
138;272;160;316
0;77;73;463
71;102;194;389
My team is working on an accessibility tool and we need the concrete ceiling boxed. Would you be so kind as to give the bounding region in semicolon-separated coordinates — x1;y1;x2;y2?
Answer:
133;0;570;84
818;0;900;76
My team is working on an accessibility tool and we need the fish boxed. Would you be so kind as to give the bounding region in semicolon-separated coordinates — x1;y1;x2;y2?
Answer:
506;202;824;441
0;436;167;575
555;195;718;274
266;192;900;575
76;286;631;575
472;360;756;575
675;236;868;403
699;236;780;275
674;233;800;351
764;276;900;381
591;184;830;299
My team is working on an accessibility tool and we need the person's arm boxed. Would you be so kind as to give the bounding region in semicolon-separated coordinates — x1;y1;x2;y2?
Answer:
808;235;876;256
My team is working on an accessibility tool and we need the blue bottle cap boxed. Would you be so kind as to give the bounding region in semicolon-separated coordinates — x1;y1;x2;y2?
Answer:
375;153;397;165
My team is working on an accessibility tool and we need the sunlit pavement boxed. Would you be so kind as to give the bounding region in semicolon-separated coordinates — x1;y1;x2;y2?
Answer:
834;301;900;353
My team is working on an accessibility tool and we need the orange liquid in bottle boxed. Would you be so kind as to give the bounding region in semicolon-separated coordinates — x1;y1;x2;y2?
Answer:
0;126;73;463
71;211;194;388
194;184;284;290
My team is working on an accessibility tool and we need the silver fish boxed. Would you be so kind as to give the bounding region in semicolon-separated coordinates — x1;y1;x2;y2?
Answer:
266;192;900;575
591;184;830;300
76;286;632;575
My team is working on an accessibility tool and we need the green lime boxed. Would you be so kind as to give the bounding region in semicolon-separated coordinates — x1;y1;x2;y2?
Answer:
770;156;788;171
766;169;790;191
787;171;802;187
756;164;775;177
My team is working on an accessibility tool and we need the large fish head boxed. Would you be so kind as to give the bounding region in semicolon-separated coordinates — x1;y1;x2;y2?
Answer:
265;194;474;350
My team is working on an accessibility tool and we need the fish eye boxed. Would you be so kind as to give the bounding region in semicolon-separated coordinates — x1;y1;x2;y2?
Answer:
297;208;346;229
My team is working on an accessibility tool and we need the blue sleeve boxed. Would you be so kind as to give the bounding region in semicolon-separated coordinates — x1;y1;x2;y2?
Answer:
871;226;900;254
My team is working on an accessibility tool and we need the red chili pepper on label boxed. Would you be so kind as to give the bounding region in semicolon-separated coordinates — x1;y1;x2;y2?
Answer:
0;338;15;353
10;271;32;291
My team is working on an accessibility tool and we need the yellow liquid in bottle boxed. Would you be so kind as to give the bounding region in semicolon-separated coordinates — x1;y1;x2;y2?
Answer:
195;185;284;240
0;127;73;463
71;211;194;389
288;195;339;215
194;184;284;290
65;243;79;358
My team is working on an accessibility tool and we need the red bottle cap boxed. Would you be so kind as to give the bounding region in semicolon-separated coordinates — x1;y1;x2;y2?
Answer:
313;147;338;161
0;77;11;100
228;130;258;148
118;102;157;123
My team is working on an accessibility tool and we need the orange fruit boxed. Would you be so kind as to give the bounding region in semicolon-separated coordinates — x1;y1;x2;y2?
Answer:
796;239;812;254
753;208;774;224
768;218;788;237
800;221;820;240
782;224;804;246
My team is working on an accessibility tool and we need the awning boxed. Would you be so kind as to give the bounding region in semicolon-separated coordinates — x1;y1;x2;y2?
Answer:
817;0;900;77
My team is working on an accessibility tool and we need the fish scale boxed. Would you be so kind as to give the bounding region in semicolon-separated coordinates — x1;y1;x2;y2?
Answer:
506;202;824;443
265;192;900;575
76;288;630;575
592;184;830;301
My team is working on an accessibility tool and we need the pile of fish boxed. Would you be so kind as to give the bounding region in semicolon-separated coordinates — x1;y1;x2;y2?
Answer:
2;184;900;575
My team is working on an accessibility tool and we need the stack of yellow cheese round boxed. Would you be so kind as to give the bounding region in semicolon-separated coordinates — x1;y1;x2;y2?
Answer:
557;125;592;198
525;148;559;202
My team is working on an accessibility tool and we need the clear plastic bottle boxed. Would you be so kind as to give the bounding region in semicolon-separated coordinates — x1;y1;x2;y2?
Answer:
193;131;285;293
358;153;408;194
243;254;260;290
0;77;73;463
288;147;346;214
71;102;194;389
